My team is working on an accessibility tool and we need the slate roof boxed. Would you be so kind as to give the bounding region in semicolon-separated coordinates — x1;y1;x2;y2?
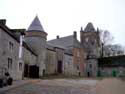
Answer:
47;35;82;48
84;22;95;32
27;16;45;32
47;43;66;50
47;43;73;55
64;48;73;56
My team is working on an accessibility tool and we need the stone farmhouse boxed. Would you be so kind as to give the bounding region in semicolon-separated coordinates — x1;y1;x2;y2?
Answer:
1;16;124;80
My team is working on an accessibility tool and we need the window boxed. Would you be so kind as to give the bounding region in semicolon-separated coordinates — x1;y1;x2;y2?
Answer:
85;37;88;42
91;41;94;45
77;57;80;62
77;51;80;57
77;65;79;70
19;62;22;71
8;58;12;69
9;41;13;51
89;64;92;68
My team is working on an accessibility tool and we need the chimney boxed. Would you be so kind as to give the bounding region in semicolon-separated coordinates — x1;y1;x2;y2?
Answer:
56;35;59;39
0;19;6;25
73;31;77;39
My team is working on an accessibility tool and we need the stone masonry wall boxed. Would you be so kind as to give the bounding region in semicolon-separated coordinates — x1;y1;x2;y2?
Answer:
63;54;73;76
0;28;22;80
45;49;57;75
73;48;85;76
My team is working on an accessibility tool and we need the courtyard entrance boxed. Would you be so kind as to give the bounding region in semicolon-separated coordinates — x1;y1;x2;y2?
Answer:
24;64;39;78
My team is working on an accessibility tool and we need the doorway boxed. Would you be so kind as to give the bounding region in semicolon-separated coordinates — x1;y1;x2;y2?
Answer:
24;64;28;77
29;65;39;78
57;61;63;73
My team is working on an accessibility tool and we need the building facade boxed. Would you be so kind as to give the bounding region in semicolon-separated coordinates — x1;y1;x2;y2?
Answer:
0;20;37;80
1;16;124;80
80;23;100;77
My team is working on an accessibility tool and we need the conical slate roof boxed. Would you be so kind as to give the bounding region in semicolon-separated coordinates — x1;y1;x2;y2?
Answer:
84;22;95;31
27;16;44;32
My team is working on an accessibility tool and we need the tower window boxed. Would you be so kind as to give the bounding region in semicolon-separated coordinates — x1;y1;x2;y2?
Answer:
77;51;80;57
85;38;88;42
77;65;79;70
89;64;92;68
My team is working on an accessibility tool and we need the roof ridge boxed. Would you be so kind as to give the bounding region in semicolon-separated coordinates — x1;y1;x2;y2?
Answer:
48;35;73;41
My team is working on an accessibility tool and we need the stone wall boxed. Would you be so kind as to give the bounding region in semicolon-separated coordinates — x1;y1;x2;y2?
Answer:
23;46;37;66
0;28;37;80
63;54;73;76
73;48;85;76
45;49;57;75
99;67;125;77
0;28;22;80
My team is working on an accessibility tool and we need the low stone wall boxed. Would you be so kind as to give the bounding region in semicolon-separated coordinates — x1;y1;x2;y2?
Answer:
98;67;125;77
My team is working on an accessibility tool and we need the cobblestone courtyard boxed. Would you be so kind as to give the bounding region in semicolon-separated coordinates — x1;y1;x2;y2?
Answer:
1;78;125;94
0;79;98;94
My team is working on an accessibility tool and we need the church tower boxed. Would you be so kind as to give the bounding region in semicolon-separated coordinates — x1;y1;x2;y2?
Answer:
80;22;100;77
25;16;47;77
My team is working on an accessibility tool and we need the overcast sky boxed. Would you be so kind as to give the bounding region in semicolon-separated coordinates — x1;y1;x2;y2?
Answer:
0;0;125;46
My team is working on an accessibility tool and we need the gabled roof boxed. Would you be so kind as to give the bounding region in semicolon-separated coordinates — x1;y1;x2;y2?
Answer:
27;16;45;32
47;35;82;48
84;22;95;32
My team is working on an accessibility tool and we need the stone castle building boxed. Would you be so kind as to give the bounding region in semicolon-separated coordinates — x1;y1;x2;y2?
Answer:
0;16;101;80
80;23;100;77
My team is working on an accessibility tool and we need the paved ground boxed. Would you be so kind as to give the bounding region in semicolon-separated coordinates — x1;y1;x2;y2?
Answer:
96;78;125;94
1;78;125;94
0;79;98;94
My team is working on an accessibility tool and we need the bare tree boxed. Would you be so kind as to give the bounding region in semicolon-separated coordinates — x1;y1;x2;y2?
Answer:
98;29;114;57
104;44;125;56
98;29;125;57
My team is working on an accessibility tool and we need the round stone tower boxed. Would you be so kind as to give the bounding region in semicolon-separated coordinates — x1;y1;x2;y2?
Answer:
25;16;47;77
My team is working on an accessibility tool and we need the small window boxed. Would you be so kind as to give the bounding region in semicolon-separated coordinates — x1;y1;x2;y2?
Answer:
91;41;95;45
77;65;79;70
9;41;13;51
77;51;80;57
19;62;22;71
85;38;88;42
8;58;12;69
77;57;80;62
89;64;92;68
